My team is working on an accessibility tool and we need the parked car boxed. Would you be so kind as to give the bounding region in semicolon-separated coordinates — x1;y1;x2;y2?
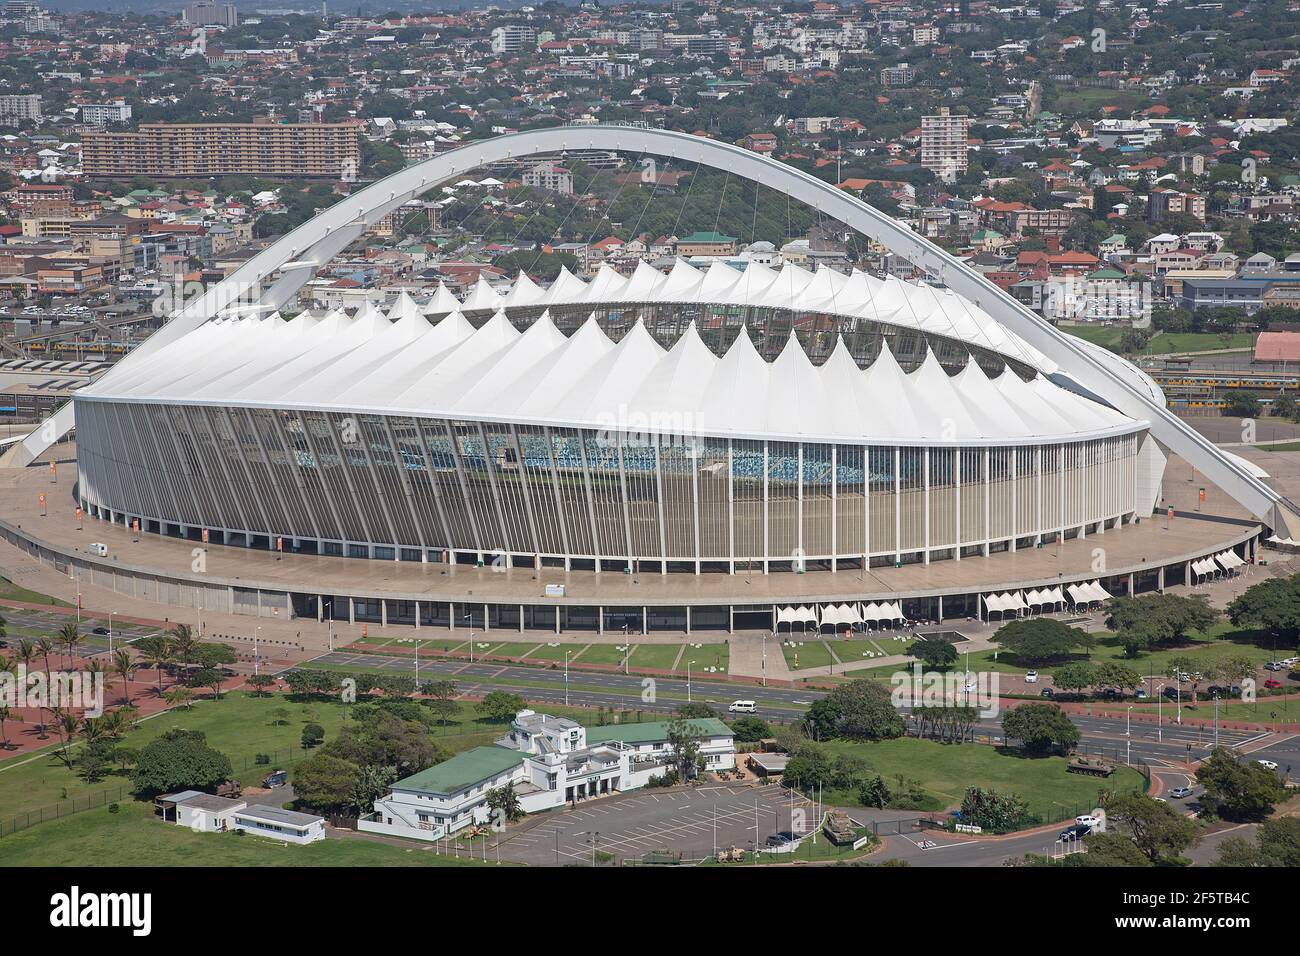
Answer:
1134;687;1148;699
1075;814;1102;828
1040;688;1054;698
1258;760;1279;771
1162;686;1180;700
1264;662;1283;672
1024;670;1038;683
91;626;109;635
1264;679;1283;690
1058;822;1091;841
1168;786;1193;799
765;832;796;848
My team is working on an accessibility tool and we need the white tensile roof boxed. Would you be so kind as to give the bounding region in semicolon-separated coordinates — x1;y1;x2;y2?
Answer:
84;291;1141;446
447;259;1058;375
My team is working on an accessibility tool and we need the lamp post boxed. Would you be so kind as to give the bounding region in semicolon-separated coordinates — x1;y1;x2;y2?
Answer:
687;660;695;703
108;610;115;654
254;625;261;677
565;650;570;707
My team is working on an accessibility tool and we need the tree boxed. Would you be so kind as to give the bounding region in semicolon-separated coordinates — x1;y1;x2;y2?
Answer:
1214;817;1300;867
349;764;398;817
1075;831;1154;867
58;622;83;667
1104;594;1217;656
476;690;525;723
1106;793;1198;863
674;703;718;719
1051;662;1099;695
802;679;905;741
485;781;525;825
1227;574;1300;642
110;648;136;707
292;752;362;813
247;673;275;697
1196;746;1286;821
188;666;224;700
728;715;771;742
908;637;958;670
301;722;325;749
991;619;1087;663
130;729;232;798
1224;390;1260;418
133;634;174;691
1001;703;1080;755
664;717;705;782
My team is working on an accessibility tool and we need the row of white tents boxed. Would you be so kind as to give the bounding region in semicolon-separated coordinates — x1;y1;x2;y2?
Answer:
1190;550;1245;579
982;581;1112;618
775;601;907;630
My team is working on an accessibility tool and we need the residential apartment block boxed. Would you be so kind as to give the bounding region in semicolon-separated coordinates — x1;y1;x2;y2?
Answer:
81;121;363;179
0;94;42;124
921;107;970;179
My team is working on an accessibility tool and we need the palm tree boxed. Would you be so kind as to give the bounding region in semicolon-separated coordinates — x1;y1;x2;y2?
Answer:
14;640;46;739
36;636;55;676
51;708;80;768
170;624;197;682
58;622;83;667
163;685;193;710
0;705;19;750
134;634;174;692
110;648;136;707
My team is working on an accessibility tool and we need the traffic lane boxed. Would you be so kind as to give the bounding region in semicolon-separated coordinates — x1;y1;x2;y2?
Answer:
305;651;1274;764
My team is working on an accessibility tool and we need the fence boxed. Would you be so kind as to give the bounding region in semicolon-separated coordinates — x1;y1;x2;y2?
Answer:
0;742;315;840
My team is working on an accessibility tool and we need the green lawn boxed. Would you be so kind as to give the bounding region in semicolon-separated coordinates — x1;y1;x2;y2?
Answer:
819;737;1146;822
1061;326;1255;356
0;691;550;825
482;641;547;658
628;643;682;671
1257;441;1300;452
781;639;836;671
945;622;1288;682
682;643;729;675
575;643;634;666
0;577;73;607
0;800;496;867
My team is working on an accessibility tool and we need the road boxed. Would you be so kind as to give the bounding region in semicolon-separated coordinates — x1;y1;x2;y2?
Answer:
300;647;1296;774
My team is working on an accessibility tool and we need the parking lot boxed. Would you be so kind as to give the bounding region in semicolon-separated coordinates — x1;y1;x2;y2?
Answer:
489;784;828;865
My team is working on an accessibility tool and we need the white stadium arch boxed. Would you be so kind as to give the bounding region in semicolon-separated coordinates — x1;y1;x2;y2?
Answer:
12;124;1298;535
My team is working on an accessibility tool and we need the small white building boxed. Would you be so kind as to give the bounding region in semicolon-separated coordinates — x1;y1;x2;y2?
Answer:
158;792;326;844
231;805;327;845
360;711;736;842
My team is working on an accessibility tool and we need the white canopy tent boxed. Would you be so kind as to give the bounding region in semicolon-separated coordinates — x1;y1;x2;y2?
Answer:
776;606;819;631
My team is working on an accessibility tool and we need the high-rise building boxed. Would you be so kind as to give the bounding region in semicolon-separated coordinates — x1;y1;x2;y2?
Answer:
0;93;43;124
490;25;536;55
921;107;971;180
182;1;238;28
81;120;362;179
79;101;133;127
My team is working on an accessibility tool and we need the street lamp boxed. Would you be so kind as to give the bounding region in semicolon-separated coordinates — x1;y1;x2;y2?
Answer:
687;660;696;703
108;610;115;654
254;625;261;676
565;650;570;707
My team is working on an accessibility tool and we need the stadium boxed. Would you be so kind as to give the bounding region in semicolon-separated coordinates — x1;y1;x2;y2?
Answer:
2;126;1288;633
72;261;1153;576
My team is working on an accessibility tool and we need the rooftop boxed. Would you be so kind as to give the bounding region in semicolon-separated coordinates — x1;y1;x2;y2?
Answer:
392;746;527;796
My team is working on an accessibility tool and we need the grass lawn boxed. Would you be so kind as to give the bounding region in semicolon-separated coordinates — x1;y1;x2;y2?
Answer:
781;639;836;671
1122;695;1299;722
628;643;682;671
1061;326;1255;355
0;691;549;825
948;622;1287;681
0;577;73;607
1257;440;1300;452
575;643;633;666
0;800;496;867
483;640;547;658
682;643;729;675
819;737;1146;822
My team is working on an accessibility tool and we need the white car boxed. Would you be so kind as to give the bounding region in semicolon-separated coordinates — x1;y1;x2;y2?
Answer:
1024;670;1038;683
1075;814;1102;828
1257;760;1279;771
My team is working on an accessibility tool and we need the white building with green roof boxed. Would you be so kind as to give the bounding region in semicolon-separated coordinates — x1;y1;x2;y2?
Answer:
358;710;735;841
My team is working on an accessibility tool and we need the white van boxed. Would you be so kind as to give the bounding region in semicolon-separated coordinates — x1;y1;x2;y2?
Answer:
728;700;756;714
88;542;108;557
